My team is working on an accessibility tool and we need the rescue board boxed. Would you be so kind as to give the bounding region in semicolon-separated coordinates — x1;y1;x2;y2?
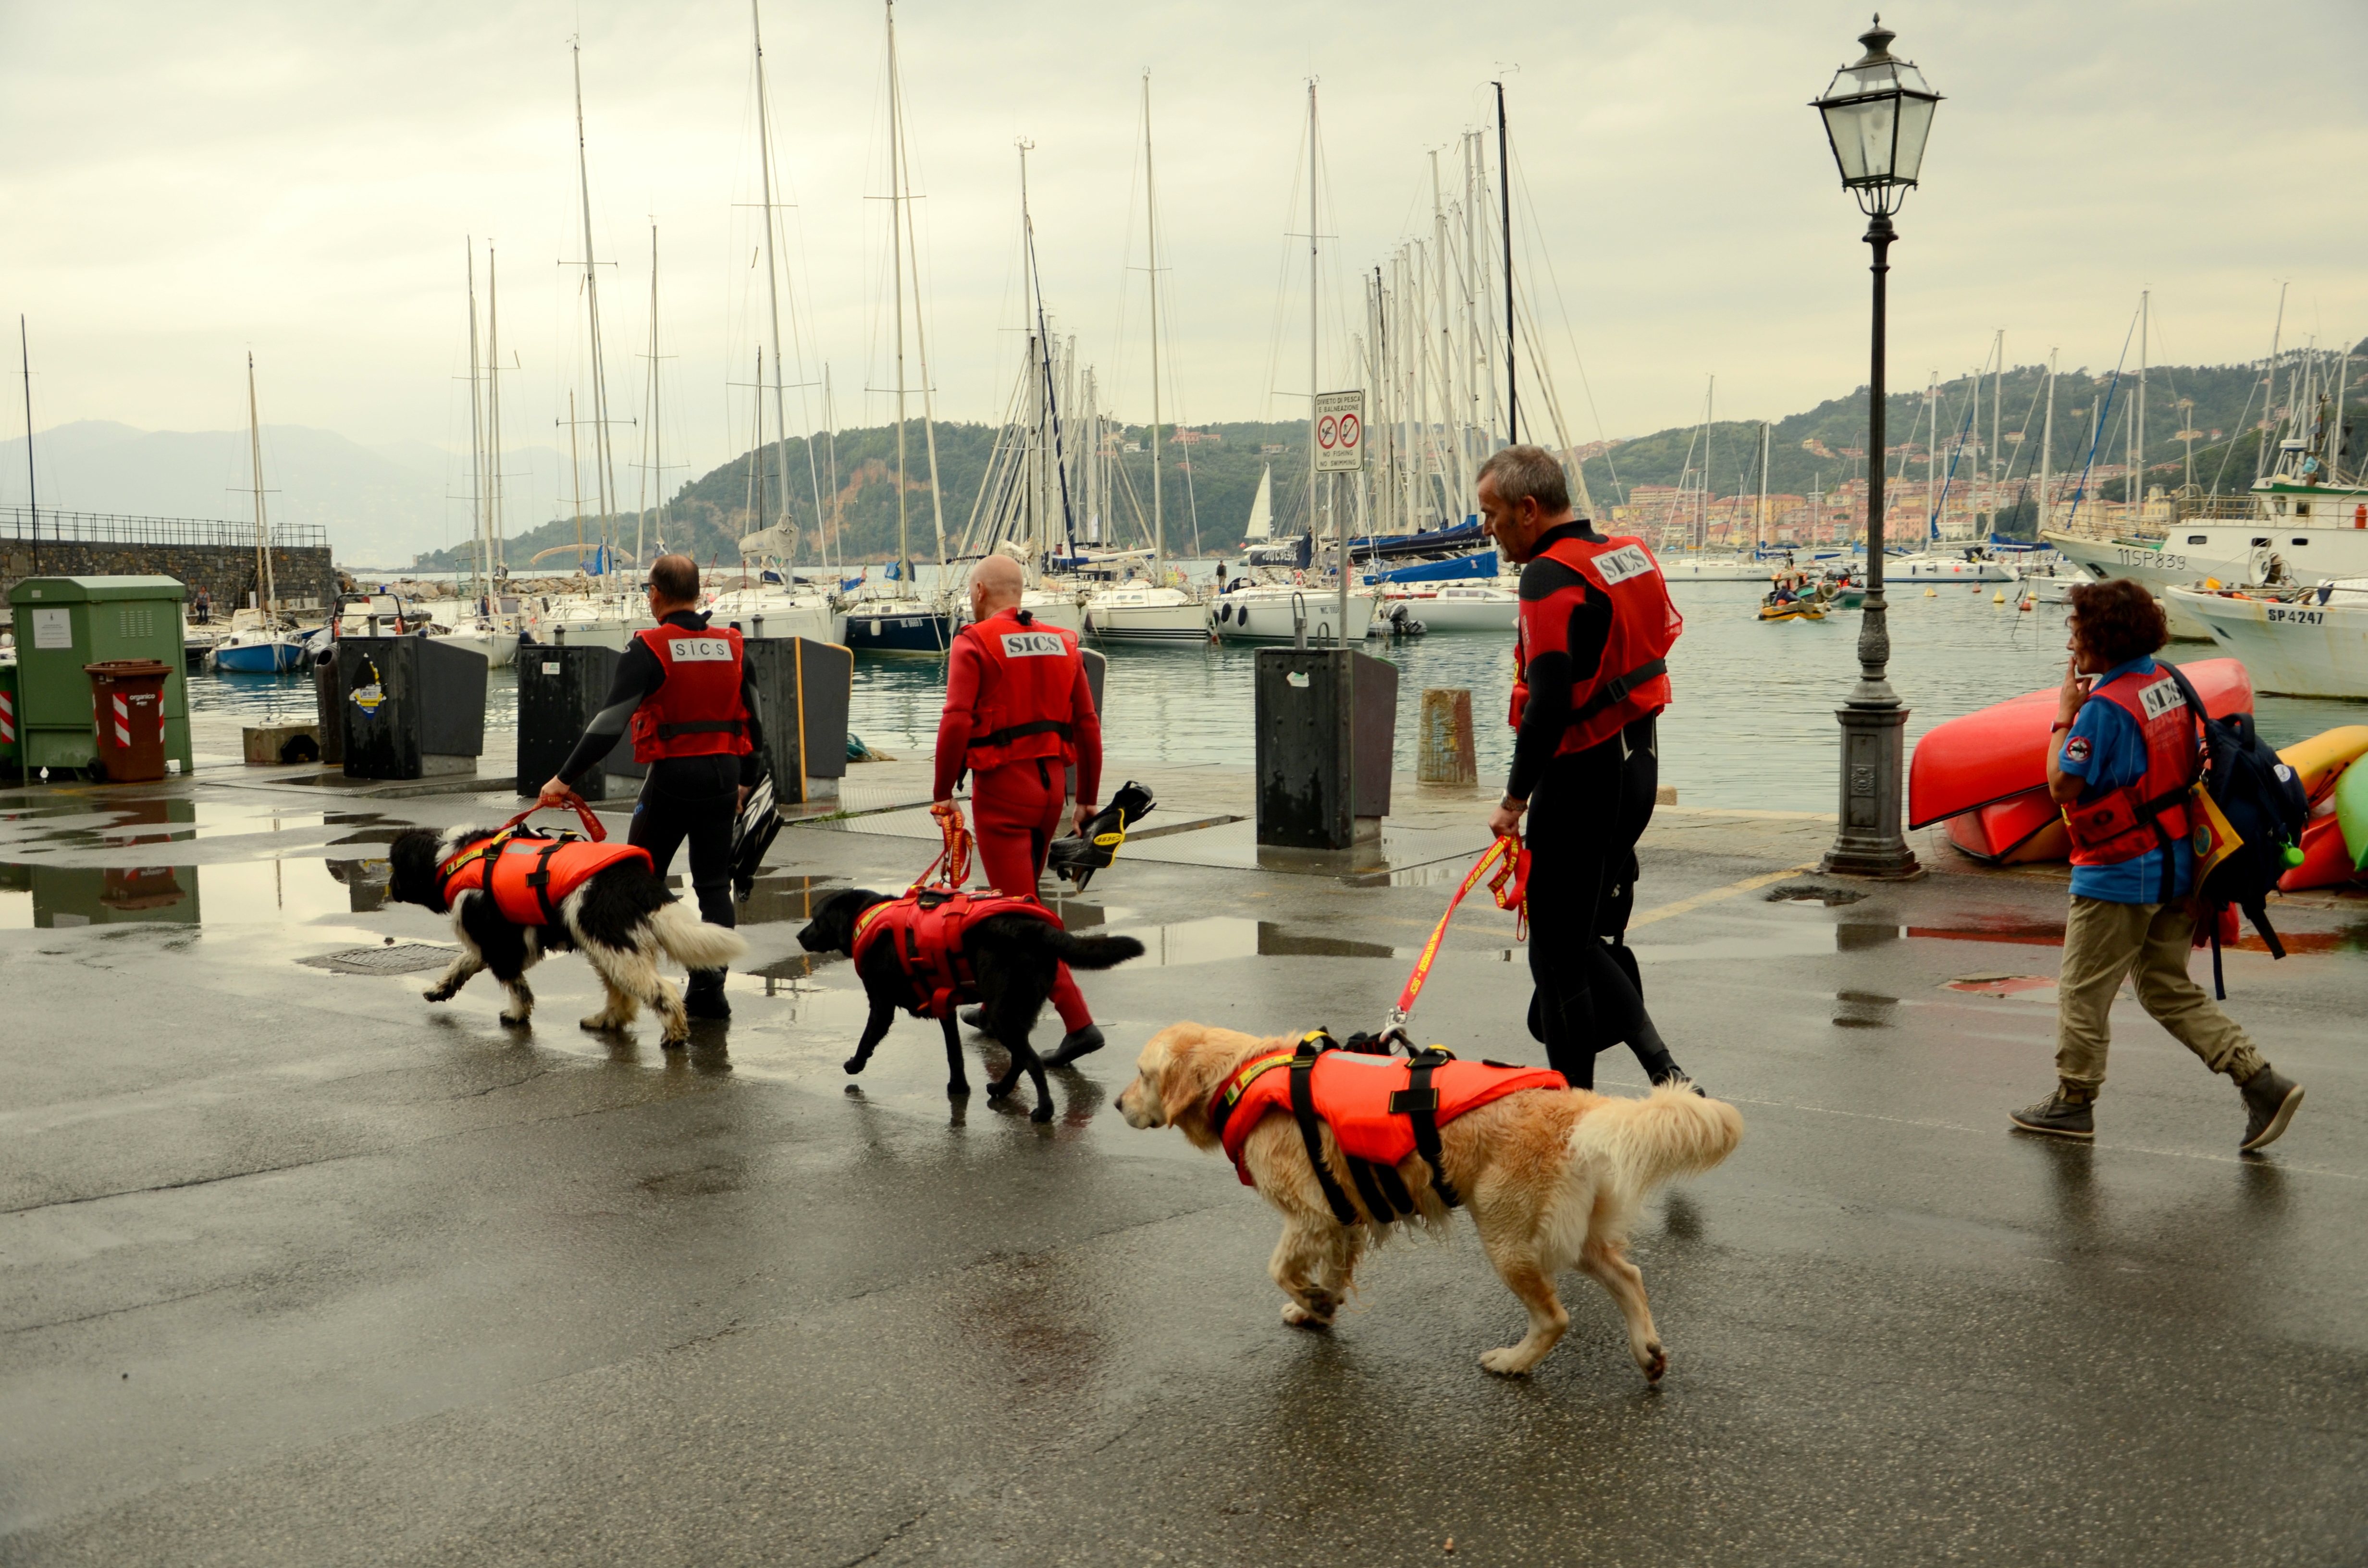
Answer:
2340;750;2368;873
1909;657;2253;830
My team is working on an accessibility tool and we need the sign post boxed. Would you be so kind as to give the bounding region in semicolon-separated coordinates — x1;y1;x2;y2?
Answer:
1315;389;1366;647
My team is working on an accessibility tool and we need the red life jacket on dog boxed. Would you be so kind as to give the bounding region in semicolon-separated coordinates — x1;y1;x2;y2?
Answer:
1509;533;1681;755
955;608;1083;772
436;832;654;925
2061;663;2198;880
849;888;1063;1019
629;622;753;764
1208;1033;1566;1222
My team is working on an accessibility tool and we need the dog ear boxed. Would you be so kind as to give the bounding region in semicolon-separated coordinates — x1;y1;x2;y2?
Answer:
1154;1025;1223;1130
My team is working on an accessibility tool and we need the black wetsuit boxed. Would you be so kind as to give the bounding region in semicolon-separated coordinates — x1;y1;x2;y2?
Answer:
1508;521;1676;1090
555;609;764;929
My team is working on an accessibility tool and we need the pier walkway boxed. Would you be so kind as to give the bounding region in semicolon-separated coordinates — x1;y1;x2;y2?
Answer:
2;750;2363;1565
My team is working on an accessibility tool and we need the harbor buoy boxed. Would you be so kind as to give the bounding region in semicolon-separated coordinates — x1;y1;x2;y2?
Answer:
1992;590;2006;604
2019;598;2034;612
1924;587;1937;597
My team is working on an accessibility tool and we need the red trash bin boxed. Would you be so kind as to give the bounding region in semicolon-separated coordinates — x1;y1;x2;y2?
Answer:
85;660;173;783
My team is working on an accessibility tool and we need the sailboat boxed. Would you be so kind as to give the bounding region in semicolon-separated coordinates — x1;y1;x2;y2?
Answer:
1213;82;1375;645
210;355;315;674
842;0;955;655
519;42;653;654
432;238;519;668
1084;73;1211;647
714;4;839;650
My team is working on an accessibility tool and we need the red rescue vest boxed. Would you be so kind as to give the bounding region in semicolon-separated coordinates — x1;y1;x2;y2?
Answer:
1509;533;1682;754
849;888;1063;1019
955;608;1081;772
2062;664;2198;872
436;831;655;925
1209;1035;1566;1222
629;622;753;763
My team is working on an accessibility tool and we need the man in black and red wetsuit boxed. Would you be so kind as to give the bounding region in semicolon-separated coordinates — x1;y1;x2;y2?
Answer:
1478;445;1693;1091
934;553;1109;1066
538;552;762;1027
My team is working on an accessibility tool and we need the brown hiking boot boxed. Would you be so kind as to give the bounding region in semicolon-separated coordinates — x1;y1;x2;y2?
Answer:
2010;1087;2095;1139
2238;1067;2304;1153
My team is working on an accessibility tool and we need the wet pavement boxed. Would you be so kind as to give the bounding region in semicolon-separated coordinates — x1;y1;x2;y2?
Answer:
3;765;2366;1566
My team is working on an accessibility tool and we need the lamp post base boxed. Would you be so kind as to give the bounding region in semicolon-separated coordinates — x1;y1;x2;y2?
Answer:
1821;700;1924;880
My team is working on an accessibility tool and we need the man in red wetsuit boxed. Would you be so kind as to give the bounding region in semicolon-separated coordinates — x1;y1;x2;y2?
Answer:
934;553;1109;1065
1479;445;1692;1093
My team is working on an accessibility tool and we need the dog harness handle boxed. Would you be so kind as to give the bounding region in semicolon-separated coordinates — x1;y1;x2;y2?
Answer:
499;795;609;844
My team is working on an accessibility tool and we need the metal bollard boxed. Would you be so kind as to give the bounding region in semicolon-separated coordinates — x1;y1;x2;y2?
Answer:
1416;687;1477;786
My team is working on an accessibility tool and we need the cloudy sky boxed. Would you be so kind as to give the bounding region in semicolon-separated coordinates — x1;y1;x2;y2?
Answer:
5;0;2365;488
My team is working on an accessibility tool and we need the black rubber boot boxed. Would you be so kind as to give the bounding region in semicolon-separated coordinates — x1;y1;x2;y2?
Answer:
1045;1025;1104;1068
683;968;731;1021
2010;1085;2094;1139
2238;1066;2303;1153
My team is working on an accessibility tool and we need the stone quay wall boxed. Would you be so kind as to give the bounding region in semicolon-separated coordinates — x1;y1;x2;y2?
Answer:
0;543;339;621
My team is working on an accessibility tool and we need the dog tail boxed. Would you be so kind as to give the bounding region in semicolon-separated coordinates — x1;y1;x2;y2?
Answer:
1568;1081;1744;1207
1039;926;1147;971
650;901;751;970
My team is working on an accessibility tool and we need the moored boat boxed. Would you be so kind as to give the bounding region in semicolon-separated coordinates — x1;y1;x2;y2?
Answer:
2164;579;2368;698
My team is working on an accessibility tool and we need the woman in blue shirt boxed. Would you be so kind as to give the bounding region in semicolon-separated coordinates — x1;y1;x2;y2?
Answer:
2010;580;2303;1152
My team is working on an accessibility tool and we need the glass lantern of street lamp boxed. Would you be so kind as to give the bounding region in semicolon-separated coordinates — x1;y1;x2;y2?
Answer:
1813;15;1941;214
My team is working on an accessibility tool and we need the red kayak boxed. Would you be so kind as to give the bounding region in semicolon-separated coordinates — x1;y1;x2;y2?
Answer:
1911;657;2254;835
1944;790;2071;863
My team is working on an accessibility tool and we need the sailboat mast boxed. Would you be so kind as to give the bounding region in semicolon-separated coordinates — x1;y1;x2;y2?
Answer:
466;238;487;604
569;388;584;566
752;0;796;570
1306;80;1318;551
2135;291;2148;526
1498;80;1515;445
1758;420;1769;551
1146;73;1164;570
246;353;276;617
486;243;505;581
2040;349;2056;535
637;224;659;573
18;317;35;572
570;42;619;576
1990;329;2003;531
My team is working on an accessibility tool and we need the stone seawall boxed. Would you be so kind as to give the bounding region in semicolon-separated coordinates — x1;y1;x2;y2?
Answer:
0;542;339;618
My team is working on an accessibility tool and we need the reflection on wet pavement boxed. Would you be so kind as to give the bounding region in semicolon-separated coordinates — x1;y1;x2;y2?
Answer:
1107;916;1402;965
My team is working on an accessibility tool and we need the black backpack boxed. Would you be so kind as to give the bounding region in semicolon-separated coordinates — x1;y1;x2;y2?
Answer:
2163;664;2309;995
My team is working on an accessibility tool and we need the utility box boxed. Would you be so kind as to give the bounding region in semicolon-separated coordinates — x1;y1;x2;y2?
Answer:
7;576;192;779
741;637;853;805
338;636;488;781
515;644;646;801
1254;647;1399;850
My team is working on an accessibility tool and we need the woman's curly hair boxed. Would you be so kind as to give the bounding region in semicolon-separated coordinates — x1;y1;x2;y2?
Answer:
2066;577;2169;665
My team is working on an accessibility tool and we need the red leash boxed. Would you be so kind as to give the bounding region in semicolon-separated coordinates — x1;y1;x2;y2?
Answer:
1385;835;1529;1034
911;807;973;892
501;795;609;843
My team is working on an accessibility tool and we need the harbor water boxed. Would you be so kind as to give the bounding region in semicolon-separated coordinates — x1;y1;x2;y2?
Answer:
185;583;2368;814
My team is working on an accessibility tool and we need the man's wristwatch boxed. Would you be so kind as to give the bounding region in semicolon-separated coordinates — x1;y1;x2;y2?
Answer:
1501;795;1526;811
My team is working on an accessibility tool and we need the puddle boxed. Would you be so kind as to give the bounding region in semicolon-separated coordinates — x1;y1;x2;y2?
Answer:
1106;916;1402;965
1945;974;2061;1004
1765;882;1867;906
0;797;384;853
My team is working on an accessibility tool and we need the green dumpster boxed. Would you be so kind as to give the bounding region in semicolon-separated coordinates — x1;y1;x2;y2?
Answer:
8;576;194;779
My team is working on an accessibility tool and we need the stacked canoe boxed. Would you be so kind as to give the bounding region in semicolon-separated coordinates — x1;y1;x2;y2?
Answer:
1908;658;2368;890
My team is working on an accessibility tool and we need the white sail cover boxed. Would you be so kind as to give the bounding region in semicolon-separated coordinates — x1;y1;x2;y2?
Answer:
737;522;797;559
1244;465;1272;540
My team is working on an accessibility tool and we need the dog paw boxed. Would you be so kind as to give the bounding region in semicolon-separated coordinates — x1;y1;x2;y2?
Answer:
498;1013;530;1028
580;1014;615;1033
1479;1347;1538;1376
1281;1303;1333;1330
658;1034;688;1051
1029;1102;1053;1124
842;1057;866;1076
422;986;454;1003
1640;1341;1668;1383
947;1080;971;1098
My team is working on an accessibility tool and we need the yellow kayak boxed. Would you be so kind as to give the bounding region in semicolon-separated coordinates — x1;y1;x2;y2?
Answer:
2276;725;2368;806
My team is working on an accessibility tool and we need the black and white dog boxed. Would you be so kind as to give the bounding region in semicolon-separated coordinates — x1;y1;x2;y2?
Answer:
797;888;1144;1122
387;826;747;1047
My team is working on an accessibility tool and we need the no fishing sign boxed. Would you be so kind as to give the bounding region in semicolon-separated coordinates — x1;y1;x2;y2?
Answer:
1314;390;1365;473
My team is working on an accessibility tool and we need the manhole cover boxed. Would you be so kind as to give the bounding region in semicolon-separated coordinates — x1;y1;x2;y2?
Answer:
299;943;456;976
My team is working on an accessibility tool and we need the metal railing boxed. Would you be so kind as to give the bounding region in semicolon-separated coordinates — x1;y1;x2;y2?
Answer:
0;505;328;552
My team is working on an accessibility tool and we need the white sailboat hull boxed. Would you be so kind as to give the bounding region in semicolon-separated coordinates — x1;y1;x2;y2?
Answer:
2165;584;2368;698
1661;556;1778;582
431;628;519;668
706;592;841;647
1085;588;1210;645
1377;584;1518;632
1212;586;1377;643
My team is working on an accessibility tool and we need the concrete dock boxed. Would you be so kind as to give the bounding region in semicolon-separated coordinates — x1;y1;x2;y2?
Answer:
3;734;2365;1565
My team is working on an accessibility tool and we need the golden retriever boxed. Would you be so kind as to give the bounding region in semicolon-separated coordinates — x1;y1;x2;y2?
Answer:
1116;1022;1744;1380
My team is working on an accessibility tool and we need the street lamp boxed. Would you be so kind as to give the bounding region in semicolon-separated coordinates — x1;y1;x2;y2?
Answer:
1813;14;1939;879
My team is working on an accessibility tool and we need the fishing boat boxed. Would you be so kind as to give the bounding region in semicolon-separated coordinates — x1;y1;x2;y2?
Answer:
2164;579;2368;698
210;355;312;674
1908;657;2252;862
1757;598;1826;623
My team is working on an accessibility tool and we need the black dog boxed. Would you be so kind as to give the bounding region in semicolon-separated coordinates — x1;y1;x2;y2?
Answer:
387;826;747;1046
797;888;1144;1122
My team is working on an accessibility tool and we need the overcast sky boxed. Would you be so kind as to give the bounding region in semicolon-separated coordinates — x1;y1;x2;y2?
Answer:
5;0;2365;485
